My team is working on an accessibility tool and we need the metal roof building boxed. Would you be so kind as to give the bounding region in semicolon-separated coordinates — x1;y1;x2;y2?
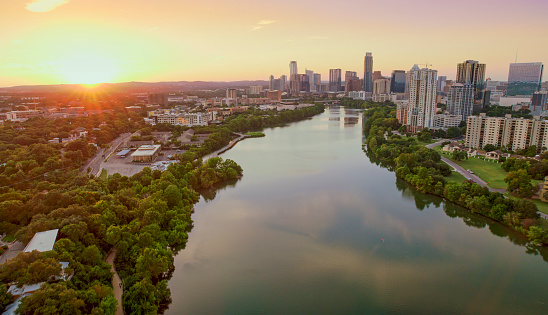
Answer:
130;144;161;162
23;229;59;253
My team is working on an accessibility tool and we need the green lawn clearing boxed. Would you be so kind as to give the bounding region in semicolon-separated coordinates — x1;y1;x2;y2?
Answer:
99;169;108;180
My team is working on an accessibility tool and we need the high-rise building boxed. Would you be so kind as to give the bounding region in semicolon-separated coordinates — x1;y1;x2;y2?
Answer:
507;62;544;96
390;70;406;94
289;61;298;77
329;69;342;92
313;74;321;92
373;71;383;82
289;74;300;95
363;52;373;92
299;74;310;93
447;83;474;122
456;60;486;100
344;71;358;95
532;91;548;111
437;76;447;92
269;75;274;90
280;75;287;92
406;65;437;133
306;69;314;91
373;79;391;95
249;85;264;95
226;88;237;99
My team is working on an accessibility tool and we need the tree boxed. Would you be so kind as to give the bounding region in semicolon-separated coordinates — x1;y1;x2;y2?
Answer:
446;127;462;139
504;169;536;198
0;284;13;313
452;150;468;161
527;226;548;246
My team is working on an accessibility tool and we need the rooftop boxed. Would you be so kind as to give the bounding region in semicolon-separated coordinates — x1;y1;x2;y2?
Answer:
23;229;59;253
131;144;161;157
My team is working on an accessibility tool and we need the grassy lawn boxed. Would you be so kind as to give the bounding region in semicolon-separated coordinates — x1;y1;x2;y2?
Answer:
452;157;508;189
99;169;108;180
445;171;468;183
1;235;15;242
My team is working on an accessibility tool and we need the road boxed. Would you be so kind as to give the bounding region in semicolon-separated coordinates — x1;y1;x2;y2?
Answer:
426;139;548;219
202;133;246;161
81;133;131;177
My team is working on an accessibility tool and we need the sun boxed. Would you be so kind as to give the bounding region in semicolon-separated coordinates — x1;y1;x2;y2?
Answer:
58;52;119;85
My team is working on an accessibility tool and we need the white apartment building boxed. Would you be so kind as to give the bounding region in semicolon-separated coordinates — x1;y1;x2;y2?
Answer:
407;65;437;133
431;114;462;130
466;113;548;151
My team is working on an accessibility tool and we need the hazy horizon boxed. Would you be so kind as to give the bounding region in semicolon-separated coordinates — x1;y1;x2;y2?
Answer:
1;0;547;87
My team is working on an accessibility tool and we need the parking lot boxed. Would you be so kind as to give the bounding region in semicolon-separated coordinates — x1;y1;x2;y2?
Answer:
101;149;185;177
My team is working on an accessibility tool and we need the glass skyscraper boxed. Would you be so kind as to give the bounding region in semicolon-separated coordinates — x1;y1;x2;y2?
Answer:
390;70;406;93
507;62;543;96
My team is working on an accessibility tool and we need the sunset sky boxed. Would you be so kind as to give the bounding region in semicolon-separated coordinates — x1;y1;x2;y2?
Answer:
1;0;547;87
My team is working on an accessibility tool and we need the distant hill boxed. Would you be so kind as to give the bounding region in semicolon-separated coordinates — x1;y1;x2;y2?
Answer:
0;80;270;94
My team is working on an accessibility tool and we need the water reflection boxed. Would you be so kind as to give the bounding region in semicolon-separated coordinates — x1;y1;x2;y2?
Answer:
167;108;548;314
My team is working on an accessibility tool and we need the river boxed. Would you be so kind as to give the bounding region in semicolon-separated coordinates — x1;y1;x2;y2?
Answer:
167;107;548;314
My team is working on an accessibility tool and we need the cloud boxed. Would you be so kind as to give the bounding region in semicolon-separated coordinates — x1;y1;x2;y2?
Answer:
26;0;69;13
251;20;276;31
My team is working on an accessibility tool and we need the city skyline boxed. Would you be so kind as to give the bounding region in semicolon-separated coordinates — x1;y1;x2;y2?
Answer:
1;0;548;87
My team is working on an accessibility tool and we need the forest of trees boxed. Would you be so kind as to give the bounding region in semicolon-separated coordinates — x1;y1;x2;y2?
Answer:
363;104;548;246
0;103;325;314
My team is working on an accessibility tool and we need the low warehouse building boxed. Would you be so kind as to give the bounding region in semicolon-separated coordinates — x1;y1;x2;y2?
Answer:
131;144;161;162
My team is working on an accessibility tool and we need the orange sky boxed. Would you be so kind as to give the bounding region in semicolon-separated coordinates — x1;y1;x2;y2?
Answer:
1;0;547;87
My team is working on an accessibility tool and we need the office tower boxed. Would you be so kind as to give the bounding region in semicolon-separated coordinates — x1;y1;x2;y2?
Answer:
329;69;342;92
447;83;474;122
289;61;298;77
280;75;287;92
345;71;358;95
226;88;237;99
390;70;406;93
269;75;274;90
456;60;486;100
437;76;447;91
373;71;383;81
148;93;168;107
299;74;310;92
306;69;314;91
373;79;391;95
507;62;544;96
289;74;300;95
363;52;373;92
532;91;548;111
313;74;321;91
407;65;437;133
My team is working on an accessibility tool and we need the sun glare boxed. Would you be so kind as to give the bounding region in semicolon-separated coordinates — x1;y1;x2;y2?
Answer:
58;53;119;85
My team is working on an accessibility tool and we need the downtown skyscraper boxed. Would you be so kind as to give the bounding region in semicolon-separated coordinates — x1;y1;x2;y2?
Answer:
407;65;437;133
363;53;373;92
289;61;298;77
507;62;544;96
447;83;474;122
329;69;342;92
456;60;486;100
390;70;406;93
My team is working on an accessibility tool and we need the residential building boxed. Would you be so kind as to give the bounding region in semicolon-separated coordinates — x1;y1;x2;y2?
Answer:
396;101;409;125
363;52;373;92
249;85;263;95
348;91;367;100
456;60;486;100
226;88;237;99
329;69;342;92
406;65;437;133
507;62;544;96
447;83;474;122
391;70;406;93
0;110;44;122
344;71;359;95
313;74;321;92
431;114;462;130
466;113;548;152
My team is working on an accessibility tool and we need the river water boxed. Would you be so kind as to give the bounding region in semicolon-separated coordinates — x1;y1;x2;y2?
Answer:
167;107;548;314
